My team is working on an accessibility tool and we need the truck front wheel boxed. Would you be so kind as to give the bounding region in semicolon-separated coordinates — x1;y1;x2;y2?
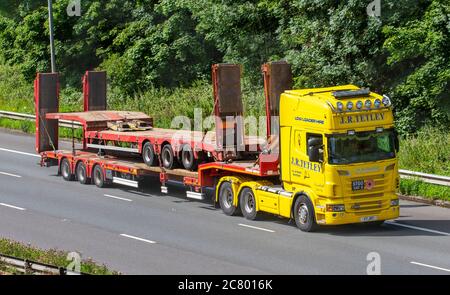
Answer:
293;195;318;232
240;187;258;220
219;181;240;216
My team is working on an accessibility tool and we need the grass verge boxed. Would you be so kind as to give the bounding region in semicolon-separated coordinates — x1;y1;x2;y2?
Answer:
0;238;118;275
399;179;450;201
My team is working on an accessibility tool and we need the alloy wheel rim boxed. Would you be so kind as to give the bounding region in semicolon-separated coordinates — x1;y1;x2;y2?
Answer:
298;204;309;224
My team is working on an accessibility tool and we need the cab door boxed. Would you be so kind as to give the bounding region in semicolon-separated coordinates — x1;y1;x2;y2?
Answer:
289;129;325;189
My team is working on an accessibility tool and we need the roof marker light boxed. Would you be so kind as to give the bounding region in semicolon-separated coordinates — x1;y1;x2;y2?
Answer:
346;101;353;110
336;102;344;112
356;101;363;109
365;100;372;109
374;99;381;108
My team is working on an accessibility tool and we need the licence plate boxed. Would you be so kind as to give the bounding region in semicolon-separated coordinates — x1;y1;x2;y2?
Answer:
352;180;365;191
360;216;378;222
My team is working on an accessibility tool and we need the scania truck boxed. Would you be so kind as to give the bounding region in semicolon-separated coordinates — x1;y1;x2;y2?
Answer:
36;61;400;232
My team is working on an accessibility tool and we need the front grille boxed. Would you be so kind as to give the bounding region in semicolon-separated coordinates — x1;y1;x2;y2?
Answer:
344;173;386;198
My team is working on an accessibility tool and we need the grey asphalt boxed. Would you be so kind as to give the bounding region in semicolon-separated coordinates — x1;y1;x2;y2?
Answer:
0;129;449;275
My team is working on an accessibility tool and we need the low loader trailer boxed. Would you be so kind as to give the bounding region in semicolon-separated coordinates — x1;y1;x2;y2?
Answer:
36;62;400;232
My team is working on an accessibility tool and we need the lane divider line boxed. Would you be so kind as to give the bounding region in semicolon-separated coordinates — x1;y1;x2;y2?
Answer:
385;220;450;236
410;261;450;273
120;234;156;244
0;203;26;211
238;223;275;233
0;147;40;158
0;171;22;178
104;194;132;202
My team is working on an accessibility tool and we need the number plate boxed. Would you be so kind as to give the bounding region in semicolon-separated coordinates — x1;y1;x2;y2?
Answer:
352;180;365;191
360;216;378;222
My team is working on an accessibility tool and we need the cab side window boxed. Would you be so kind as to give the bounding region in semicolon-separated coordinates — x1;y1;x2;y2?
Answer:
306;133;323;162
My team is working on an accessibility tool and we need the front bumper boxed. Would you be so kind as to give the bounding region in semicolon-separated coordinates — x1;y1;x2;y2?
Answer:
317;205;399;225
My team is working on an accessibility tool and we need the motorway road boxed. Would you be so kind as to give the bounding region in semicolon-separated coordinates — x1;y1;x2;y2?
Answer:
0;129;449;275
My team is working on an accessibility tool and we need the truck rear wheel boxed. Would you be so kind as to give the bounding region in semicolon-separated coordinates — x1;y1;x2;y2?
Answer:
161;144;176;169
60;158;74;181
76;162;90;185
293;195;318;232
219;181;240;216
240;187;258;220
93;165;106;188
142;142;157;167
181;144;197;171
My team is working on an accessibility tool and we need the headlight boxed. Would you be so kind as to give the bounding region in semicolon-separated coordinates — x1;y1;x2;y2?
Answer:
326;204;345;212
382;95;391;107
336;102;344;112
346;101;353;110
356;101;363;109
390;199;399;206
365;100;372;109
374;99;381;108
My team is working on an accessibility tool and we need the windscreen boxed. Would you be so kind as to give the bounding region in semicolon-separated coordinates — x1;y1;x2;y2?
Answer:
328;130;396;164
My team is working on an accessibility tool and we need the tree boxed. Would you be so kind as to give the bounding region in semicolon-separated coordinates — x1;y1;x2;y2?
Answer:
384;0;450;134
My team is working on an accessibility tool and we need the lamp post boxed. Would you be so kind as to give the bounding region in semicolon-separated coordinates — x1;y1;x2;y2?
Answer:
47;0;56;73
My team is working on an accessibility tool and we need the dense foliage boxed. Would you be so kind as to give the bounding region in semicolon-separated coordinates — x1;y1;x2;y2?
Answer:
0;0;448;134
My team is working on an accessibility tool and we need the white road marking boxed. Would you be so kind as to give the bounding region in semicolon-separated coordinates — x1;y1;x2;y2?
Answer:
120;234;156;244
0;171;22;178
385;220;450;236
104;194;132;202
410;261;450;273
238;223;275;233
0;203;26;211
0;147;40;158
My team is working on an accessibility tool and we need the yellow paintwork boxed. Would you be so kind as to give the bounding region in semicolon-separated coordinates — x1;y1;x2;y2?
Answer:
219;85;400;227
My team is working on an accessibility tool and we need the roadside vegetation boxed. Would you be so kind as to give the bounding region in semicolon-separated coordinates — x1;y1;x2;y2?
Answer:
0;238;118;275
399;179;450;202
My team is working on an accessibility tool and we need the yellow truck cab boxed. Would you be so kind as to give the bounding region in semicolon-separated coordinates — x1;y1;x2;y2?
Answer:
278;85;400;231
217;84;400;232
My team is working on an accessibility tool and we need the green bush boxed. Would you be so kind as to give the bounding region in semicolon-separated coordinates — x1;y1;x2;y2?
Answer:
0;238;118;275
400;179;450;201
399;126;450;176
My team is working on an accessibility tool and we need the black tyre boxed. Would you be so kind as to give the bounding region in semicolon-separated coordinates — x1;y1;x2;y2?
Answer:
240;187;258;220
60;158;74;181
76;162;90;185
161;144;176;169
293;195;318;232
218;181;240;216
142;142;157;166
93;165;106;188
181;144;197;171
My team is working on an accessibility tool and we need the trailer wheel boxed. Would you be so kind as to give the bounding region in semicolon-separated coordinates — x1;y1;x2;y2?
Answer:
240;187;258;220
293;195;318;232
93;165;106;188
60;158;74;181
76;162;90;185
181;144;197;171
142;142;157;167
161;144;176;169
218;181;240;216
